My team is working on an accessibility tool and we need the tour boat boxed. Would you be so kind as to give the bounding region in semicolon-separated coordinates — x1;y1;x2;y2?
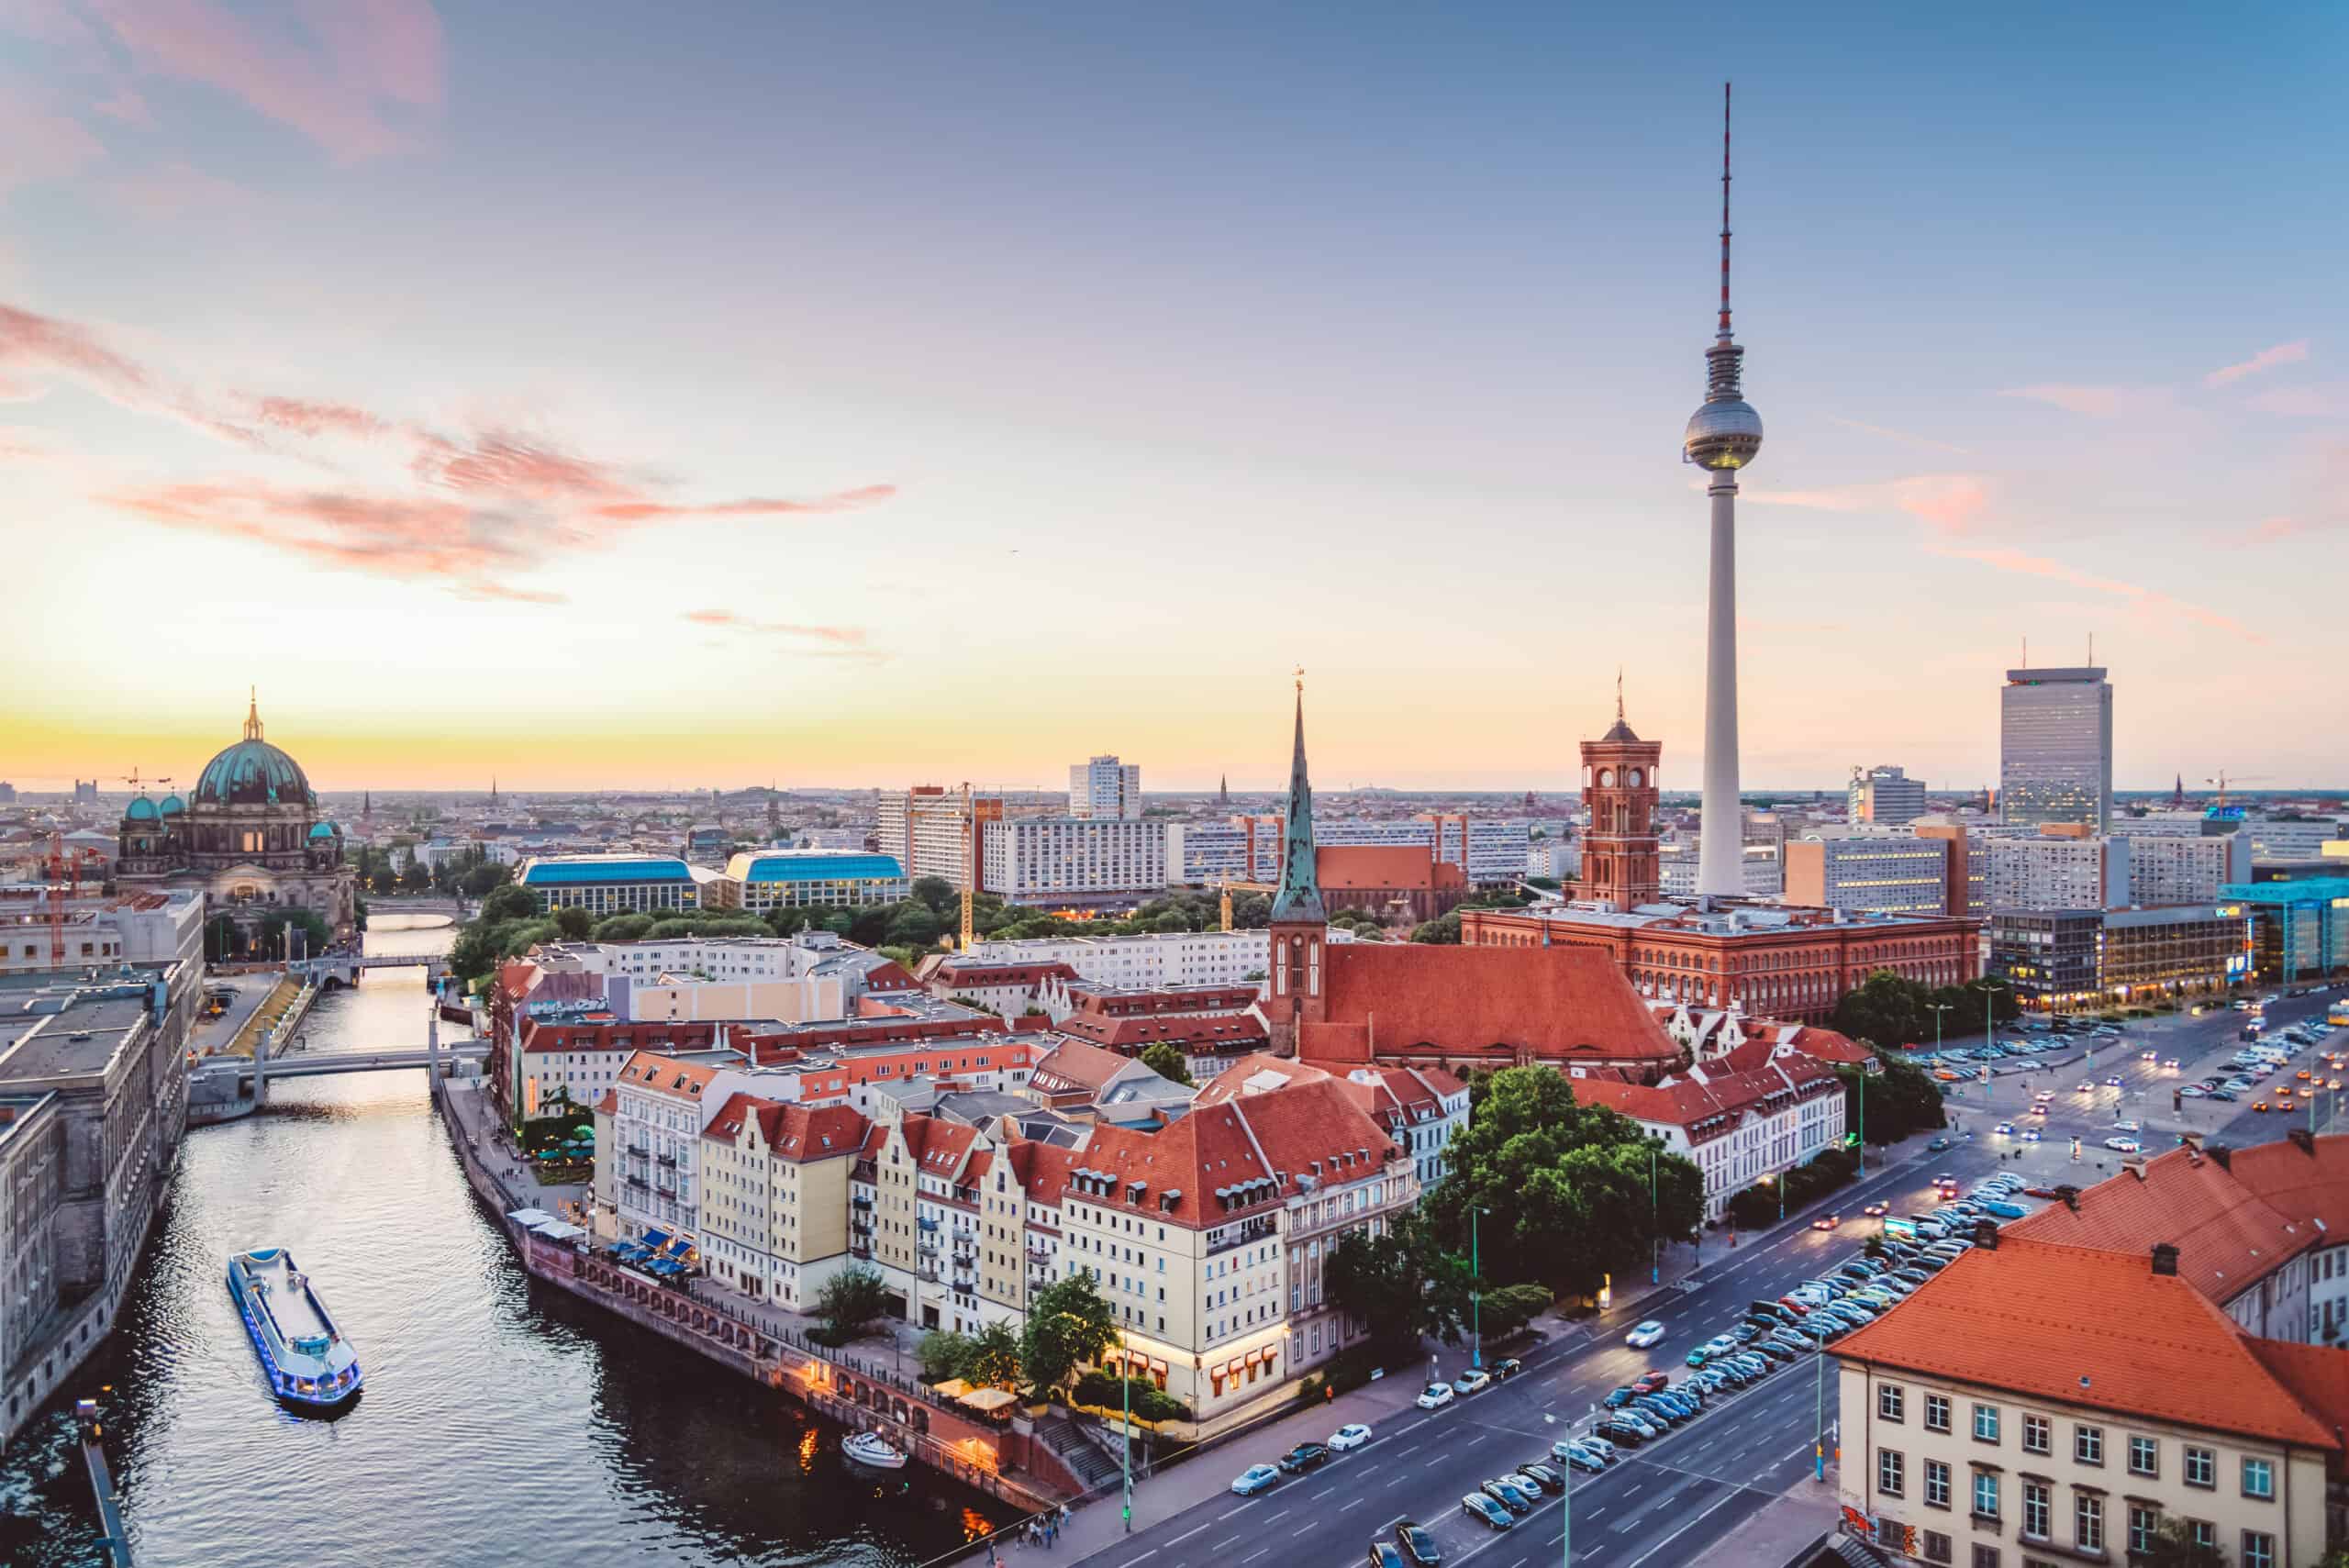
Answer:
842;1431;908;1470
228;1246;363;1409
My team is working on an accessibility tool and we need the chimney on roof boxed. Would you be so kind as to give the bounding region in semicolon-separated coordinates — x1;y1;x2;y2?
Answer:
2152;1242;2180;1277
2207;1143;2232;1172
2289;1128;2317;1156
1973;1218;1999;1250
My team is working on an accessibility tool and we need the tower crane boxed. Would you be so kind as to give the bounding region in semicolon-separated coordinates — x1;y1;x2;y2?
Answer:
1213;878;1278;933
41;832;111;967
2205;772;2272;809
959;782;974;951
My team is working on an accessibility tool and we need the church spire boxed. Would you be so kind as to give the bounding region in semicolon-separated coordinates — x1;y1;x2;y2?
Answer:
242;686;264;741
1269;670;1326;924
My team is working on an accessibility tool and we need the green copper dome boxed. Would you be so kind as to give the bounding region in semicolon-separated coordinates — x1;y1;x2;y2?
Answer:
158;793;185;816
125;795;161;822
193;695;314;808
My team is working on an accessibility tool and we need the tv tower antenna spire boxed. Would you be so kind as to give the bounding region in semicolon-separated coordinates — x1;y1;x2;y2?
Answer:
1719;80;1733;342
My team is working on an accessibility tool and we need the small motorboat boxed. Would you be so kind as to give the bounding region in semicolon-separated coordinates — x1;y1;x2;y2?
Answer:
843;1430;908;1470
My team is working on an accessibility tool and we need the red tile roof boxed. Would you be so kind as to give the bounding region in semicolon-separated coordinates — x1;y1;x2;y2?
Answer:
1314;845;1464;893
1564;1055;1836;1143
2005;1142;2316;1303
617;1051;719;1099
1056;1010;1268;1052
1835;1236;2341;1451
2243;1339;2349;1473
1030;1038;1141;1095
1298;944;1681;1067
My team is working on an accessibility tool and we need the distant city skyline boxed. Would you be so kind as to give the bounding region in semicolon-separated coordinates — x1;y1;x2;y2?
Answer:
3;6;2341;791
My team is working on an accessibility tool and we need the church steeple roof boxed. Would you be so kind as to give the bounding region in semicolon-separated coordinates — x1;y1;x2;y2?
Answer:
1270;673;1327;924
1598;670;1642;743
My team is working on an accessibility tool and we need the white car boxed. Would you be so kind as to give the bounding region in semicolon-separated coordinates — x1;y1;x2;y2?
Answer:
2104;1137;2143;1153
2111;1119;2142;1133
1417;1383;1455;1410
1329;1422;1374;1451
1626;1320;1667;1349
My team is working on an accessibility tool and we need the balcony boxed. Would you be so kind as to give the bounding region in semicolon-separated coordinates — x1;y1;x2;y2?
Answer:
624;1173;649;1190
952;1273;977;1296
655;1152;677;1168
625;1143;650;1159
918;1217;940;1233
654;1184;678;1201
1206;1217;1278;1256
951;1220;976;1240
851;1243;873;1260
851;1194;874;1210
919;1267;941;1284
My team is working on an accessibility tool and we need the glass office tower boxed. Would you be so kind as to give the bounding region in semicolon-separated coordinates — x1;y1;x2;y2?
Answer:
1999;666;2112;834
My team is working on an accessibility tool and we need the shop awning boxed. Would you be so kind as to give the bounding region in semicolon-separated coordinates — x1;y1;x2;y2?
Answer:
959;1387;1019;1412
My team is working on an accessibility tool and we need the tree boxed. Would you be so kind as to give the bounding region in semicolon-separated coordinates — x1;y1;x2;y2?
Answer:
910;875;957;913
918;1329;977;1382
399;860;430;893
1020;1273;1119;1396
1411;912;1462;944
259;908;332;960
886;906;944;949
1838;1054;1949;1147
1477;1282;1554;1340
1138;1042;1194;1086
479;885;539;924
813;1264;891;1340
1324;1222;1450;1354
204;915;241;962
459;862;512;898
2135;1520;2228;1568
969;1319;1021;1389
552;906;595;940
593;913;655;942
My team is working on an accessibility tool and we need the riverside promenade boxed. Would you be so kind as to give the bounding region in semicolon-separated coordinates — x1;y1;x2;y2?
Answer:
433;1074;1077;1515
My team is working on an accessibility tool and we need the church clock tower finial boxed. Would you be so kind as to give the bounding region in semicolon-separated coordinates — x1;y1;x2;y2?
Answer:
243;686;264;741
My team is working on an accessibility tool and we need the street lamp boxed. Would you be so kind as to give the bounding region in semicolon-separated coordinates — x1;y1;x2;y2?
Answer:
1649;1142;1661;1285
1471;1207;1488;1369
1926;1001;1953;1057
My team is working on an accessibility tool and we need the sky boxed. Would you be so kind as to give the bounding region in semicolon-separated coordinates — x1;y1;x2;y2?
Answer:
2;2;2343;795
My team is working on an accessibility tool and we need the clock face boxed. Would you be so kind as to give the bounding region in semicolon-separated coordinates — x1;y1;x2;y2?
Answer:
1626;768;1643;788
1598;768;1615;788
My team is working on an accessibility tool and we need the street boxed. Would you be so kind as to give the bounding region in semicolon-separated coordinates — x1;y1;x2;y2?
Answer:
1071;988;2343;1568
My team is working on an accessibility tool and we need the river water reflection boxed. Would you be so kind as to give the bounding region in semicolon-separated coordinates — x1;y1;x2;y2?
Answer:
0;916;1004;1567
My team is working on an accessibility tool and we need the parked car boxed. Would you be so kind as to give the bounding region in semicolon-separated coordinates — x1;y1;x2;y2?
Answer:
1461;1494;1514;1531
1453;1369;1491;1396
1514;1462;1564;1494
1596;1418;1648;1447
1278;1442;1331;1474
1231;1464;1281;1496
1394;1521;1442;1567
1625;1320;1666;1349
1416;1384;1455;1410
1369;1545;1408;1568
1491;1358;1523;1382
1631;1372;1672;1394
1480;1478;1535;1515
1554;1440;1608;1473
1330;1423;1374;1452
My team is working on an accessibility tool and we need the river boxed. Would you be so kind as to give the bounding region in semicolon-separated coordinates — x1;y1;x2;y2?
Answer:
0;916;1007;1566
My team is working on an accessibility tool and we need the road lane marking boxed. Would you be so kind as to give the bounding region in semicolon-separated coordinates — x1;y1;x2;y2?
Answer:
1618;1489;1739;1568
1210;1537;1240;1551
1218;1507;1249;1520
1240;1551;1269;1566
1290;1524;1317;1538
1116;1553;1157;1568
1340;1498;1365;1511
1166;1524;1211;1546
1263;1510;1289;1523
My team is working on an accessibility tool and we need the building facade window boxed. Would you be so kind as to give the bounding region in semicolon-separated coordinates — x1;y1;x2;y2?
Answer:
2074;1425;2102;1466
2074;1494;2102;1552
2184;1447;2215;1489
2021;1481;2049;1540
2241;1530;2274;1568
1974;1404;2001;1443
2128;1435;2158;1477
1925;1393;1951;1433
1879;1449;1905;1497
1921;1529;1951;1564
1973;1472;1999;1520
2128;1505;2158;1556
1881;1384;1906;1421
1972;1546;2000;1568
2021;1414;2049;1454
1924;1459;1950;1509
2241;1456;2274;1500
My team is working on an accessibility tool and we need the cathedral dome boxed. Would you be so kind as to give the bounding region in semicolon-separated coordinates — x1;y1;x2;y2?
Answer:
158;793;185;817
125;795;160;822
193;694;314;808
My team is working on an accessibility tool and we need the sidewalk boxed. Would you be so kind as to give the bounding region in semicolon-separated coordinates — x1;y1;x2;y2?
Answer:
441;1078;587;1220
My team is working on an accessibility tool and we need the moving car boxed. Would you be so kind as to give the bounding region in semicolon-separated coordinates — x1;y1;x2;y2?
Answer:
1811;1214;1841;1231
1278;1441;1331;1474
1417;1383;1455;1410
1491;1358;1523;1381
1631;1372;1672;1394
2103;1138;2142;1154
2112;1119;2142;1133
1626;1320;1666;1349
1453;1369;1491;1396
1231;1464;1281;1496
1330;1423;1374;1451
1461;1494;1514;1531
1395;1520;1442;1567
1993;1121;2016;1137
1863;1202;1889;1218
1926;1136;1952;1151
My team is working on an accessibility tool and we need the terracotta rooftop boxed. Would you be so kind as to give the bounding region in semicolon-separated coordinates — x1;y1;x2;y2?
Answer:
1298;943;1683;1067
1834;1236;2341;1451
1057;1010;1268;1052
2005;1141;2319;1303
1030;1038;1142;1095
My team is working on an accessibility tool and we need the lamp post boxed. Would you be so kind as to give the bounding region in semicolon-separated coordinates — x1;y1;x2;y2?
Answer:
1813;1329;1826;1482
1926;1001;1953;1058
1649;1143;1661;1285
1471;1207;1487;1369
1119;1332;1132;1532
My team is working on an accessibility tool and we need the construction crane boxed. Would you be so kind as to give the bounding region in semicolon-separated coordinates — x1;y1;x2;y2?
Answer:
959;781;975;951
41;832;110;967
1214;878;1278;933
2205;772;2272;809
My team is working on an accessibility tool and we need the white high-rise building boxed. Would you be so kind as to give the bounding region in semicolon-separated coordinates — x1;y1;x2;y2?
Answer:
875;788;997;890
1068;755;1142;820
1848;765;1927;824
2120;832;2251;906
981;817;1167;901
1999;665;2113;835
1984;834;2129;911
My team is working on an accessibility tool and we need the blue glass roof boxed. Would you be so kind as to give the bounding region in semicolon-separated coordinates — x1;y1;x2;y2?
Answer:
738;851;906;884
521;856;694;886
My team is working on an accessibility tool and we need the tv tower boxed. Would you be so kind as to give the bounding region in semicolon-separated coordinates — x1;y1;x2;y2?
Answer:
1683;83;1764;899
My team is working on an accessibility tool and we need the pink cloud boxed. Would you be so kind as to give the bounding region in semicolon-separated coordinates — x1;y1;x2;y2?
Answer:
2205;339;2310;388
682;610;868;647
1740;472;1990;536
1928;544;2259;642
244;395;389;439
1826;417;1974;457
1994;384;2176;418
2244;384;2341;417
596;484;898;521
82;0;444;161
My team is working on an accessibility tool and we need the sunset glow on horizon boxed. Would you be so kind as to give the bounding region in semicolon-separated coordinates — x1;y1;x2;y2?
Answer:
5;5;2342;794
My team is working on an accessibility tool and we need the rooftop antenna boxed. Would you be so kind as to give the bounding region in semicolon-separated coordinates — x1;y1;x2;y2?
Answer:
2087;632;2094;666
1718;81;1732;342
1616;665;1626;725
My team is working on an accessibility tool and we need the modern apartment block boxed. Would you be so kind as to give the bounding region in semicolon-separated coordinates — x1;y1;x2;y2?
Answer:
518;854;707;916
1068;755;1142;820
1167;816;1530;887
1987;903;2247;1011
2120;831;2252;906
1784;833;1959;916
961;929;1271;990
876;788;1002;891
1983;833;2129;912
980;816;1169;902
1848;765;1927;824
1999;664;2113;834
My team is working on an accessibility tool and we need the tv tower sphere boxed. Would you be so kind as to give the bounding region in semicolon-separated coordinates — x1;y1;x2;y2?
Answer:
1683;392;1763;472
